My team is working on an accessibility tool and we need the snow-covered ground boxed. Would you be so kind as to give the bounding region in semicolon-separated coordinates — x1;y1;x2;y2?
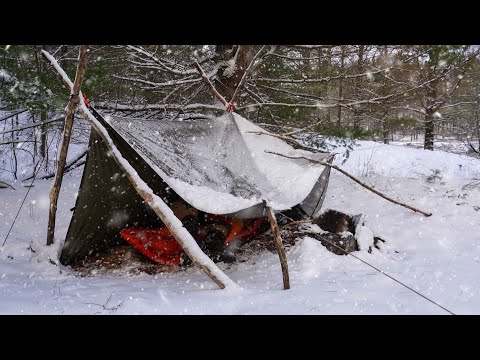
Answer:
0;141;479;314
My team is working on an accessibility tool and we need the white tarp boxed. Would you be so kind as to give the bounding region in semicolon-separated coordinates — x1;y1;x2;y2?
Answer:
107;112;330;214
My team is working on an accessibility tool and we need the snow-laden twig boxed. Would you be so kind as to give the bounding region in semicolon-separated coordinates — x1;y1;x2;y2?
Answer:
0;139;35;146
255;67;387;84
238;102;334;111
0;117;63;135
126;45;197;76
42;50;239;290
113;75;201;88
194;61;228;108
246;130;325;153
281;119;325;137
267;151;433;217
85;292;124;314
0;109;28;123
95;101;223;112
22;149;87;181
250;61;476;112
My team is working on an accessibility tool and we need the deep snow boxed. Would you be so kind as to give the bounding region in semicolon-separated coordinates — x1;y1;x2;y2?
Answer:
0;141;479;314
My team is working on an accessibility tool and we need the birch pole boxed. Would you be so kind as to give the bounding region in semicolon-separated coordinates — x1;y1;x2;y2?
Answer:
47;45;88;245
42;50;238;290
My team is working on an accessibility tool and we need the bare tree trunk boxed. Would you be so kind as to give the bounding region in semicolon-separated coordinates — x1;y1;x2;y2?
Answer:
476;98;480;151
47;45;88;246
337;46;345;126
31;114;37;171
11;118;17;180
325;47;332;123
214;45;254;100
382;46;390;145
382;115;390;144
424;110;435;151
40;110;48;170
353;46;366;132
39;114;47;161
353;109;361;131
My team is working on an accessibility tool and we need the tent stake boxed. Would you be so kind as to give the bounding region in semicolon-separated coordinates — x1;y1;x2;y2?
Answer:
266;206;290;290
46;45;88;245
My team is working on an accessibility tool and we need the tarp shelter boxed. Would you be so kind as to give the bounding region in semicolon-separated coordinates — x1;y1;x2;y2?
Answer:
60;108;333;265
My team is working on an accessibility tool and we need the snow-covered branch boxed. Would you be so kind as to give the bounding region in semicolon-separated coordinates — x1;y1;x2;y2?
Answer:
267;151;433;217
95;101;224;112
126;45;198;76
254;67;386;84
194;61;228;108
0;117;63;135
113;75;201;88
0;109;28;122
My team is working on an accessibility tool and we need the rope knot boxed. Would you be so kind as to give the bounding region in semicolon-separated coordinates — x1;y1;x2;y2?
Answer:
83;92;91;107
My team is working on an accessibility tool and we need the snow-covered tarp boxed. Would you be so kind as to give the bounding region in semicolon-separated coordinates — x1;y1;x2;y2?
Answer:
106;112;332;215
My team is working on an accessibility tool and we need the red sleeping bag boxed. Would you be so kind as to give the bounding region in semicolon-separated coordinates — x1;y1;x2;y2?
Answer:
120;227;184;265
120;217;266;266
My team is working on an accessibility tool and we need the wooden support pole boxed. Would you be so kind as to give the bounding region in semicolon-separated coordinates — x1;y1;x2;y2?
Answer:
46;45;88;246
266;206;290;290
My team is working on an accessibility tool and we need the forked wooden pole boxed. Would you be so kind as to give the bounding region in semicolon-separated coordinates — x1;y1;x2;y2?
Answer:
47;45;88;245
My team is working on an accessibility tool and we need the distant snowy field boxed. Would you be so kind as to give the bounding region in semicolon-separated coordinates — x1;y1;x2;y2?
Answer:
0;141;479;314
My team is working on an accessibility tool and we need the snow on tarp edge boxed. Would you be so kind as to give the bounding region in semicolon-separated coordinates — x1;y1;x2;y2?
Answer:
233;113;330;209
102;113;266;214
